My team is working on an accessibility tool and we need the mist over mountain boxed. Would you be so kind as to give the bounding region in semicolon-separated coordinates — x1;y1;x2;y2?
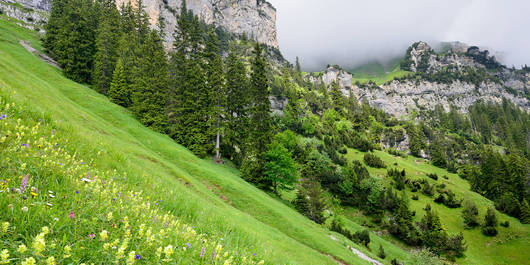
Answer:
268;0;530;71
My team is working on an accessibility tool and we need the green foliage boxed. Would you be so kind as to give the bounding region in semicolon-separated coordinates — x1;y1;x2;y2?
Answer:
363;153;386;168
387;168;406;190
377;244;386;259
294;180;328;224
264;141;298;193
482;207;498;236
92;0;120;94
407;249;443;265
108;59;130;107
462;200;480;228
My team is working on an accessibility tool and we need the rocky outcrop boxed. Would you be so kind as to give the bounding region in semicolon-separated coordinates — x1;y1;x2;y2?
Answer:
0;0;48;32
355;80;529;119
307;66;353;97
4;0;278;49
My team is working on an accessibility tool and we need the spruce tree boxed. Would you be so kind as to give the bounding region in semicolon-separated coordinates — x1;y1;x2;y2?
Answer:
131;29;169;133
205;29;225;162
461;200;479;228
53;0;98;83
519;199;530;224
43;0;67;58
108;59;130;107
481;207;498;236
224;47;251;165
168;3;212;157
242;42;273;187
93;0;121;94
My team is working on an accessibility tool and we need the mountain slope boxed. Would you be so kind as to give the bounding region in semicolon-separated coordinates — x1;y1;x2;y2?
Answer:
0;16;383;265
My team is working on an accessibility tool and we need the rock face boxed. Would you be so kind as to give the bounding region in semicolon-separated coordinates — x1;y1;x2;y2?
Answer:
4;0;278;49
0;0;49;32
308;66;353;97
313;42;529;119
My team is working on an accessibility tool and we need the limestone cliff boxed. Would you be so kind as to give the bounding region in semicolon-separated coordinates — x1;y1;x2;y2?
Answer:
309;42;529;119
2;0;279;48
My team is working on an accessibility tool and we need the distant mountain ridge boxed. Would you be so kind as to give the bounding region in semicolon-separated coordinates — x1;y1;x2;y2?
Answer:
309;41;529;118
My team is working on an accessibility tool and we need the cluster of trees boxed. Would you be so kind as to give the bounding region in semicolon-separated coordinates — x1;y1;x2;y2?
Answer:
44;0;295;191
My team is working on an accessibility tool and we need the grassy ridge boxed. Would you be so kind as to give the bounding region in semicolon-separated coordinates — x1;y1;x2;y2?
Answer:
345;149;530;265
0;17;379;264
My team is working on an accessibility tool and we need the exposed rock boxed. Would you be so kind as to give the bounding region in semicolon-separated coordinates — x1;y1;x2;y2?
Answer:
307;66;353;97
4;0;278;49
269;95;287;116
0;0;48;32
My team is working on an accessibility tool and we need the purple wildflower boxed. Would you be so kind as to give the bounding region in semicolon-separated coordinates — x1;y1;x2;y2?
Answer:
200;247;205;258
20;174;28;191
75;190;79;194
186;243;191;249
212;249;216;259
253;253;256;256
135;254;141;260
153;216;157;223
68;211;75;219
88;233;95;239
0;114;5;120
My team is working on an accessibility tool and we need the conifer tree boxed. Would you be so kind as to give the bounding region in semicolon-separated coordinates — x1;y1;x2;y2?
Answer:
53;0;98;83
519;199;530;224
168;3;212;157
131;29;169;133
93;0;121;94
461;200;480;228
205;29;225;161
108;59;130;107
43;0;67;58
224;46;251;164
242;43;273;186
419;205;448;254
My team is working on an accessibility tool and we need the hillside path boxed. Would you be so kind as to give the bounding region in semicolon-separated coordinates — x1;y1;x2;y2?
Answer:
19;40;61;69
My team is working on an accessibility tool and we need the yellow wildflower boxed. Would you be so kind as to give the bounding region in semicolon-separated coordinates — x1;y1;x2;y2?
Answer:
156;247;162;259
107;212;113;221
20;257;36;265
163;245;174;257
1;222;8;233
257;260;265;265
32;231;46;256
0;249;9;264
100;230;108;241
63;245;72;258
45;256;56;265
17;244;27;254
126;251;136;265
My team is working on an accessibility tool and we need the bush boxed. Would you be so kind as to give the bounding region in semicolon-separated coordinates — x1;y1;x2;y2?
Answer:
481;207;498;236
427;173;438;181
338;146;347;154
481;226;498;236
462;200;480;228
378;244;386;259
500;221;509;228
387;168;406;190
364;153;386;168
422;181;435;197
412;194;419;200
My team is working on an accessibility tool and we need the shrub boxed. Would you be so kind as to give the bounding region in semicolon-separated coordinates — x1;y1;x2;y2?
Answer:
427;173;438;181
378;244;386;259
500;221;509;228
422;181;435;197
387;168;406;190
412;194;419;200
481;226;498;236
338;146;347;154
364;153;386;168
462;200;480;228
481;207;498;236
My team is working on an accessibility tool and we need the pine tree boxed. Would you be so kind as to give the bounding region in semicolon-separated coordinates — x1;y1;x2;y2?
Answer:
43;0;68;58
130;30;169;133
224;46;251;165
419;205;448;254
168;3;212;157
53;0;98;83
108;59;130;107
205;29;226;162
461;200;479;228
520;199;530;224
378;244;386;259
92;0;121;94
481;207;498;236
242;42;273;186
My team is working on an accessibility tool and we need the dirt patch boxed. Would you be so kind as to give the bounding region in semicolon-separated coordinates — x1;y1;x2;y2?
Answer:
19;40;61;69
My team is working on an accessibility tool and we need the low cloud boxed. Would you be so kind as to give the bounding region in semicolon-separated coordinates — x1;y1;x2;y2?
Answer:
267;0;530;71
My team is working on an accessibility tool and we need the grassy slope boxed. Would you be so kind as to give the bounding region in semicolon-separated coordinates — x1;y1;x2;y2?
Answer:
345;149;530;265
0;17;378;265
350;60;412;86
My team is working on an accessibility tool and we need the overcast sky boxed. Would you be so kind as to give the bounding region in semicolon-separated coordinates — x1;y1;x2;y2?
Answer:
267;0;530;71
